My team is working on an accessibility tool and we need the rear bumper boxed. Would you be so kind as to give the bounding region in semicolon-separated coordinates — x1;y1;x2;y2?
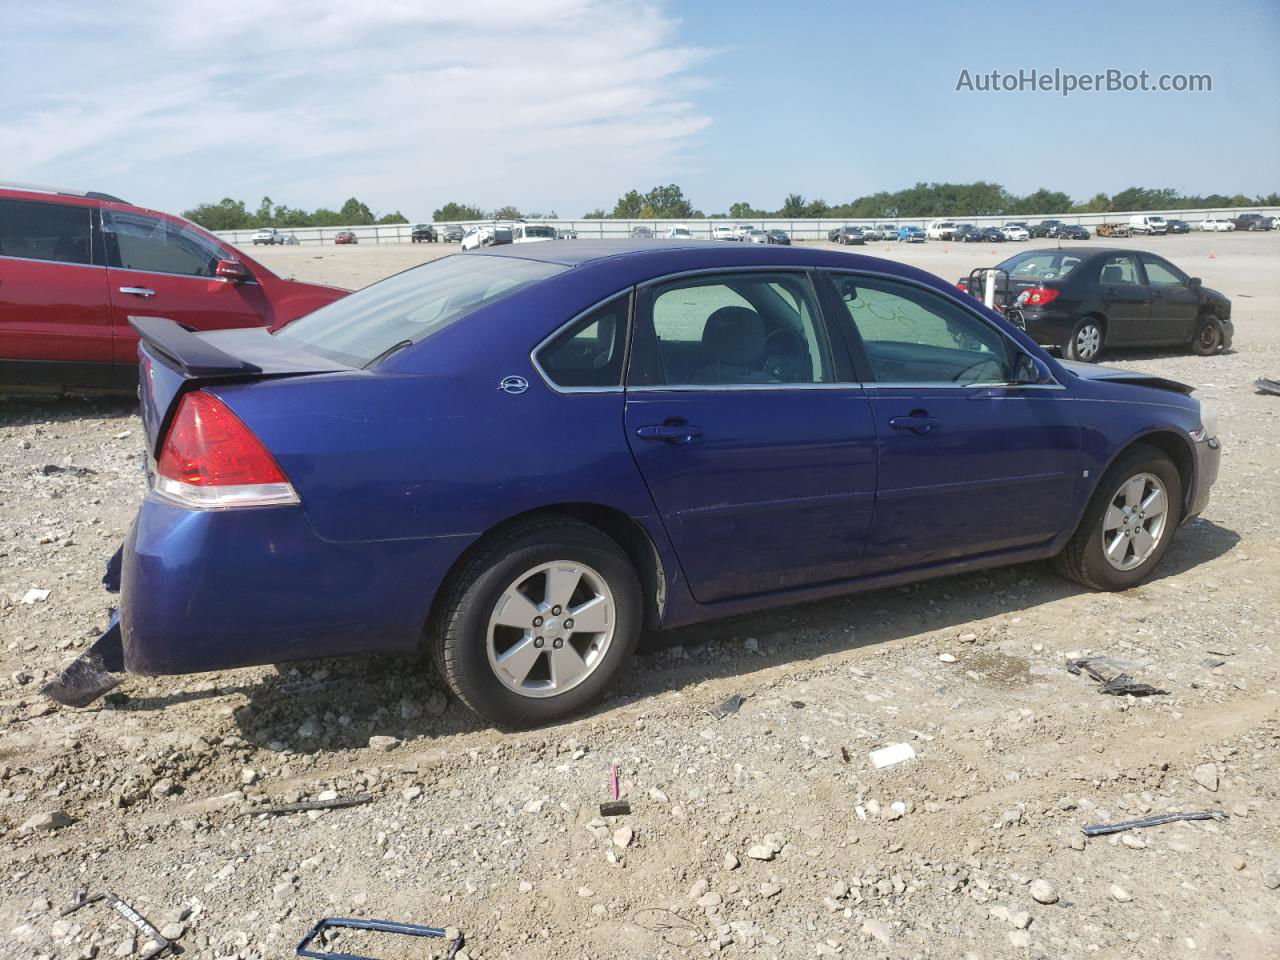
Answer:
120;498;472;675
1014;309;1076;348
1187;435;1220;521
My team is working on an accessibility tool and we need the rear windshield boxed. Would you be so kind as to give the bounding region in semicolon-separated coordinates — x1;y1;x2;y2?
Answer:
999;250;1083;280
275;254;567;366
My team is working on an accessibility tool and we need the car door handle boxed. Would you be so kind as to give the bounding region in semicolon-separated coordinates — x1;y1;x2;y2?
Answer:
888;412;940;435
636;421;703;444
118;286;156;297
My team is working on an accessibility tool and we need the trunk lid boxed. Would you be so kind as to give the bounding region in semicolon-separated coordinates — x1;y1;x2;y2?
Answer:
132;316;351;458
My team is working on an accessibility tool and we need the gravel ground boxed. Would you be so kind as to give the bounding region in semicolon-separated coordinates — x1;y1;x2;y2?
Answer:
2;234;1278;960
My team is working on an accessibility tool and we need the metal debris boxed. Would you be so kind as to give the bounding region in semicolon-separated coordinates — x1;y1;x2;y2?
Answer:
1253;377;1280;396
708;693;744;719
1066;657;1168;697
250;795;372;816
62;892;179;956
296;916;462;960
1081;810;1228;837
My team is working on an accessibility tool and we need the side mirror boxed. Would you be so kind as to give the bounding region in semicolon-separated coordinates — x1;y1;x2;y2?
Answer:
216;259;251;283
838;277;858;301
1188;276;1202;287
1013;352;1051;385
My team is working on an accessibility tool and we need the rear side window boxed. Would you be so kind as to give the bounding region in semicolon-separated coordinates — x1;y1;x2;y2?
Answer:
275;254;567;367
106;211;222;277
536;294;629;388
1000;251;1082;280
1099;254;1140;285
0;199;93;265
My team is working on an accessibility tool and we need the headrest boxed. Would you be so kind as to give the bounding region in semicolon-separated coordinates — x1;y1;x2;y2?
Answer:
701;306;766;365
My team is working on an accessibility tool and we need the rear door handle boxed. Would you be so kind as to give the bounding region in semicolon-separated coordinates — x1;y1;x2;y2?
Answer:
888;412;940;435
636;422;703;444
119;286;156;298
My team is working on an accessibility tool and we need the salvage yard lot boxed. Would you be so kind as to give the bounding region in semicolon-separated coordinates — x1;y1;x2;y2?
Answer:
2;234;1278;959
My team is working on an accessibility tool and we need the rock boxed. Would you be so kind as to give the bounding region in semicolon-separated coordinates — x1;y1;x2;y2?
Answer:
1069;835;1086;851
518;880;534;893
860;918;891;945
612;826;634;849
697;891;722;908
1011;910;1032;930
1193;763;1219;792
20;588;50;604
938;653;957;663
1008;930;1031;948
648;787;668;803
240;768;258;786
1109;884;1132;903
522;798;545;813
724;852;740;871
425;691;448;716
273;882;296;902
138;941;165;959
158;924;184;941
1262;860;1280;890
403;785;423;801
959;632;978;643
746;844;775;861
688;879;709;901
760;881;782;898
1029;879;1058;904
577;886;594;898
368;735;400;752
20;810;72;834
829;880;849;900
150;778;176;799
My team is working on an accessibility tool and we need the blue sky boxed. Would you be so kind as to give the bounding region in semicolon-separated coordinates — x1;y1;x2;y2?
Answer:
2;0;1277;218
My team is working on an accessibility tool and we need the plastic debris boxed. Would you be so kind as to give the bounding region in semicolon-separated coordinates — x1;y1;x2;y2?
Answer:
1066;658;1168;697
708;693;744;719
61;892;177;956
1253;377;1280;396
296;916;462;960
1081;810;1227;837
250;795;372;816
869;743;916;769
42;610;124;707
20;588;50;604
600;800;631;817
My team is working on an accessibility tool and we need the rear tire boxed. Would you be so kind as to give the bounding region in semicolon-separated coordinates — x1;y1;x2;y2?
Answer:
1055;444;1183;591
1065;317;1104;363
431;516;642;728
1190;315;1223;356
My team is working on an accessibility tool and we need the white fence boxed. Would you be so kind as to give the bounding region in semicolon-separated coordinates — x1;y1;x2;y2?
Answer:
215;206;1279;246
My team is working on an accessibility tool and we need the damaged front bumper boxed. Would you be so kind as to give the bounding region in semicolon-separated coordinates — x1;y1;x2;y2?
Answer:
41;547;126;707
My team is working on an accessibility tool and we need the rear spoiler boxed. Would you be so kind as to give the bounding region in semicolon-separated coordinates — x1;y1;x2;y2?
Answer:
129;316;262;377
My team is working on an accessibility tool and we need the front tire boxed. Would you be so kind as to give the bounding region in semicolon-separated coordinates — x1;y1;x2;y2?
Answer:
1055;445;1182;590
431;516;642;727
1190;315;1223;356
1065;317;1104;362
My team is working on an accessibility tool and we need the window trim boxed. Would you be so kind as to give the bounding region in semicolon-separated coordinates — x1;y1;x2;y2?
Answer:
820;267;1064;390
627;266;847;391
529;289;635;395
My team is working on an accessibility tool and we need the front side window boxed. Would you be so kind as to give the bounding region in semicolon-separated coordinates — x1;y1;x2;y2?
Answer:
106;211;222;277
1141;255;1187;286
828;273;1014;384
1099;254;1140;285
536;294;629;388
635;272;833;387
0;199;93;265
275;253;567;367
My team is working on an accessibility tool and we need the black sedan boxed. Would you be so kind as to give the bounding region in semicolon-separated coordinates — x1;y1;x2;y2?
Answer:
959;247;1232;362
955;224;983;242
1166;219;1191;234
766;229;791;245
976;226;1006;243
828;225;863;244
1060;225;1091;240
1030;219;1065;238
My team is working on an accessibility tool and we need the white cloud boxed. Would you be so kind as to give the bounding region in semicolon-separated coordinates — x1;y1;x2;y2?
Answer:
0;0;712;216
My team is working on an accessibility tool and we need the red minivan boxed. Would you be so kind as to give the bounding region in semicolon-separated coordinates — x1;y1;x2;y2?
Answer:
0;184;349;393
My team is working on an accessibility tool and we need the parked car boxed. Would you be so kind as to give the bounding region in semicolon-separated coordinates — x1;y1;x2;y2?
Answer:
666;225;693;239
955;225;983;243
1231;213;1273;231
1166;220;1190;234
442;224;465;243
879;224;898;240
411;224;438;243
630;225;654;239
961;247;1231;363
976;226;1006;243
1000;224;1031;241
766;229;791;245
1199;218;1235;232
335;230;357;245
831;226;864;245
513;224;558;243
861;226;883;242
1030;220;1066;239
0;183;348;394
282;233;300;245
1129;215;1167;236
745;229;770;244
712;224;736;241
926;220;960;240
557;228;579;240
897;225;926;242
1059;225;1092;240
252;228;283;245
734;224;755;240
462;225;514;250
48;241;1222;726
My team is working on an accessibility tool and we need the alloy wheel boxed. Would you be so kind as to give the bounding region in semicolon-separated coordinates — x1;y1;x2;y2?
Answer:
1075;323;1101;361
1101;472;1169;571
486;561;616;698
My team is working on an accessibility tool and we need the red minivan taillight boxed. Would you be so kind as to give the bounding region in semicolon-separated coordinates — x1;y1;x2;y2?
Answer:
154;391;298;509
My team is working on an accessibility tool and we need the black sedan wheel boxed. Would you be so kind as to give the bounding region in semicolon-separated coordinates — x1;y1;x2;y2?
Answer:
432;516;642;727
1055;445;1182;590
1065;318;1104;363
1190;316;1223;356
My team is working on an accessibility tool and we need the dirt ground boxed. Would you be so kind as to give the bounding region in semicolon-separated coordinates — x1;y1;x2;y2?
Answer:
2;233;1278;960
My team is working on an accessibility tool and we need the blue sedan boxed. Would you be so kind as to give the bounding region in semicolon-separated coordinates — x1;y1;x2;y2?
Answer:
898;225;926;242
46;241;1220;726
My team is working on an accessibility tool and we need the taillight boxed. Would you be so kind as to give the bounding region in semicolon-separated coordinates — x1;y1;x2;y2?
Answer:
154;391;298;509
957;280;970;293
1023;286;1061;307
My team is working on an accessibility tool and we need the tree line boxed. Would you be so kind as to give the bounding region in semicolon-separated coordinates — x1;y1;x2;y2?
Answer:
183;183;1278;231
